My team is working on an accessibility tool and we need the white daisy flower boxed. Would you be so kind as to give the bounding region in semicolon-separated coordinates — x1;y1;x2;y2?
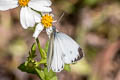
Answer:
0;0;52;29
33;14;55;38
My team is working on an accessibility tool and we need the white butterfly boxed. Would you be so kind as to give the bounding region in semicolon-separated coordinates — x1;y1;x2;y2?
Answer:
47;26;84;72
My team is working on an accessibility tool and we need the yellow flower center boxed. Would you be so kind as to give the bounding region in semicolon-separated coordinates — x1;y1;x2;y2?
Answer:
18;0;30;7
41;14;53;28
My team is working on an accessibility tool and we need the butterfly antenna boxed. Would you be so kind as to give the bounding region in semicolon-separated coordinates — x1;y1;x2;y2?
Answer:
55;12;64;26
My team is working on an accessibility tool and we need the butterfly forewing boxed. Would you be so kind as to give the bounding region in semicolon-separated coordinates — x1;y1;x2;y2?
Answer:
47;31;55;71
51;33;64;72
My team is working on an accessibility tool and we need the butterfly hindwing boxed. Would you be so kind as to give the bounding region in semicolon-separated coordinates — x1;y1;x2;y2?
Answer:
47;32;54;71
51;34;64;72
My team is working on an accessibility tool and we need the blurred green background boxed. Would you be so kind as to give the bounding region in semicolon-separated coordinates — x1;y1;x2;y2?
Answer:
0;0;120;80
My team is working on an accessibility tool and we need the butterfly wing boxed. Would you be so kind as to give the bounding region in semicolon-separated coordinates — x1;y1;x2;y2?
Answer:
51;33;64;72
50;32;84;72
56;32;84;64
47;32;54;71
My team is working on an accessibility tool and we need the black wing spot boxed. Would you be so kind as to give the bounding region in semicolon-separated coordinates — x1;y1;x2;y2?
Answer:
77;47;84;60
72;60;74;63
75;58;77;62
62;65;64;68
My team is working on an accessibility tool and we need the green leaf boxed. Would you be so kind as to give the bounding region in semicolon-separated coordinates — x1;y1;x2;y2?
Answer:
41;49;47;59
44;41;49;53
50;76;58;80
35;68;45;80
18;62;36;74
39;59;47;64
31;43;36;54
29;43;36;59
36;59;47;67
64;64;71;72
36;38;46;59
44;68;57;80
18;63;26;71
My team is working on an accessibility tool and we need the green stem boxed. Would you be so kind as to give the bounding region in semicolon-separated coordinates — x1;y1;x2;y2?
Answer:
36;38;44;58
31;8;43;17
39;12;43;17
36;59;47;67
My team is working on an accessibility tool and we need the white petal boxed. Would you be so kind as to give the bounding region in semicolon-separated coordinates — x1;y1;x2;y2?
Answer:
29;0;52;6
30;9;41;23
33;23;44;38
28;1;52;12
0;0;18;11
20;7;35;29
46;27;53;37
